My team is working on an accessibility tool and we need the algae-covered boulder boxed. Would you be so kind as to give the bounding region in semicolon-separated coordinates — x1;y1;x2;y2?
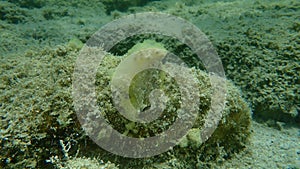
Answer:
0;41;251;168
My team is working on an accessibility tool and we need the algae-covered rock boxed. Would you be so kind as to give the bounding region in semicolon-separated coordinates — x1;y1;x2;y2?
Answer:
217;26;300;123
0;41;251;168
196;0;300;123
